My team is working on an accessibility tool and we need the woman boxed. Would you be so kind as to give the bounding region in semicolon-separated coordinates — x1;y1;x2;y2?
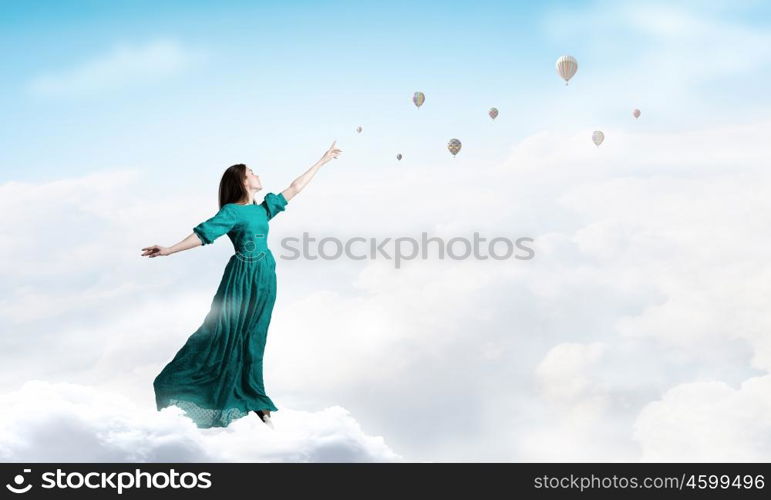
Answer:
141;140;342;429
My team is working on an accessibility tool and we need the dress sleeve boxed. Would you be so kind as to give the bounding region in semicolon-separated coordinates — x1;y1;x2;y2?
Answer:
260;192;288;221
193;205;237;245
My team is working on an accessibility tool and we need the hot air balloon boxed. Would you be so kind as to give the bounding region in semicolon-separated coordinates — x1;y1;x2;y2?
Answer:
356;126;363;133
396;153;403;161
556;55;578;85
633;109;641;119
448;138;462;157
413;91;425;108
592;130;604;147
489;107;498;120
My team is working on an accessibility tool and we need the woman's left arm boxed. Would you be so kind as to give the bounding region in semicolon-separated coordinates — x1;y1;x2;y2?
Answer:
281;140;342;202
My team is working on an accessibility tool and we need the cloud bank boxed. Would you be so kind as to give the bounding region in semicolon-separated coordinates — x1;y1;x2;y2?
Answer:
0;380;401;462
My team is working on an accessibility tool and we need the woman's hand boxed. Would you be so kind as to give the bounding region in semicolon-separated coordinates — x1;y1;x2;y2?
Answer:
141;245;171;258
319;140;342;164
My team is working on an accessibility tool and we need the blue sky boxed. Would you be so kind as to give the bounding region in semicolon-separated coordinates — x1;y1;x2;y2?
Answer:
3;0;769;186
3;0;771;462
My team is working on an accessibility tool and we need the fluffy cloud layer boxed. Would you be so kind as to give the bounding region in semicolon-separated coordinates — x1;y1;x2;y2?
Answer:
3;116;771;461
0;380;401;462
634;375;771;462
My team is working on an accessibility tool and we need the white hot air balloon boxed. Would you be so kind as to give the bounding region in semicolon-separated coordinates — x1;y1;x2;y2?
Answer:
633;109;641;119
556;55;578;85
356;126;363;133
592;130;604;147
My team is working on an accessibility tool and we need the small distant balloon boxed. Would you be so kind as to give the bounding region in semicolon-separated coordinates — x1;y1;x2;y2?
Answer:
413;91;425;108
592;130;605;147
633;109;641;119
396;153;403;161
356;126;363;133
556;55;578;85
489;107;499;120
448;138;462;157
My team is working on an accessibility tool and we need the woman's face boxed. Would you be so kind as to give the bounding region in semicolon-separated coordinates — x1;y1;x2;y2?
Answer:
243;167;262;190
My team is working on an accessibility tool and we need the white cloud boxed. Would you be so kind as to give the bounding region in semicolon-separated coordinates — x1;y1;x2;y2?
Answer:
520;342;636;461
507;119;771;461
535;342;608;406
501;120;771;177
3;111;771;460
0;380;402;462
633;375;771;461
27;39;206;97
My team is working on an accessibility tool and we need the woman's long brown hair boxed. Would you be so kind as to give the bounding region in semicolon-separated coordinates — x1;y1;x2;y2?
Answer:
218;163;250;209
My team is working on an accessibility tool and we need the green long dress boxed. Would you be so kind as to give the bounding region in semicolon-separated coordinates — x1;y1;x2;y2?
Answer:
153;192;288;428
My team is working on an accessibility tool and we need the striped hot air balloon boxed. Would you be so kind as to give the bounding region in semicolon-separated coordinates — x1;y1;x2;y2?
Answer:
592;130;604;147
556;55;578;85
448;138;462;157
489;107;498;120
413;91;425;108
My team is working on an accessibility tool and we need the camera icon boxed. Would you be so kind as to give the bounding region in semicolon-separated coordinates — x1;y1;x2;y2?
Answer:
6;469;32;494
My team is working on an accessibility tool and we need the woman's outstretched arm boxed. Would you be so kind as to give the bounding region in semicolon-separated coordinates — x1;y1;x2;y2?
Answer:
141;233;202;258
281;140;342;202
